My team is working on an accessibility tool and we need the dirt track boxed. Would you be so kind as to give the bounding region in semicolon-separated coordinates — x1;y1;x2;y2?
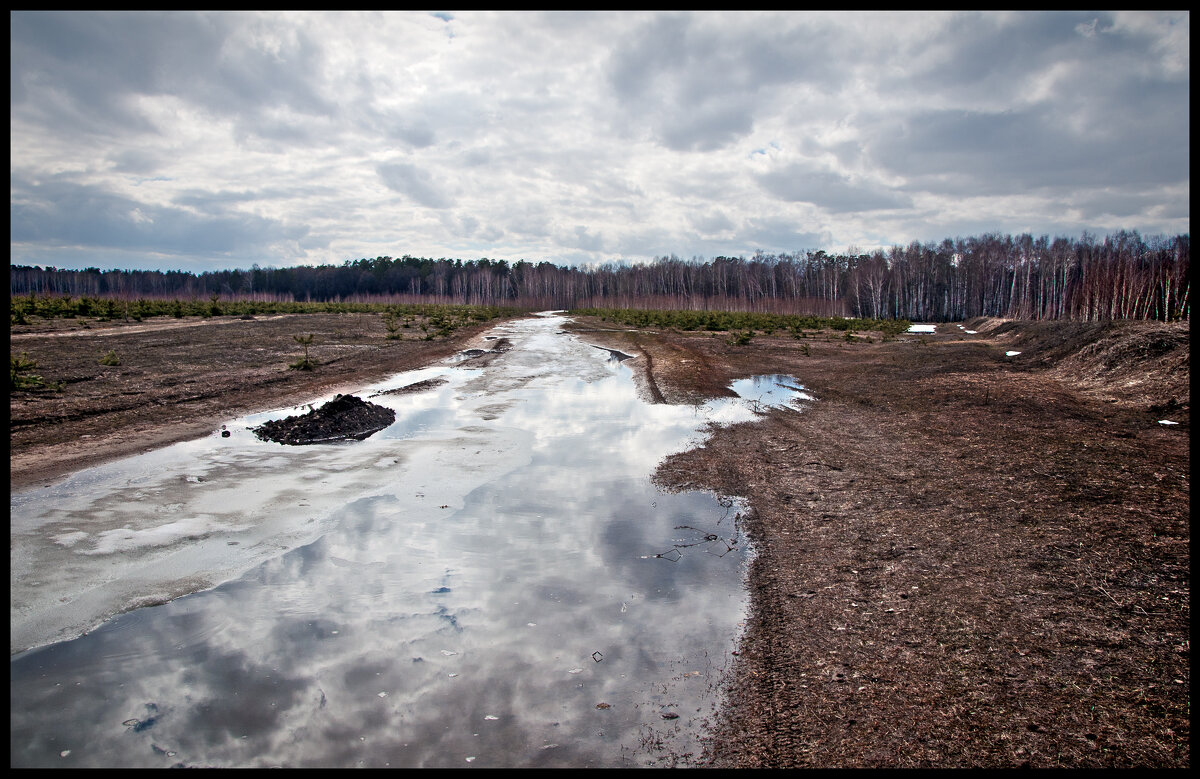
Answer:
9;311;1191;767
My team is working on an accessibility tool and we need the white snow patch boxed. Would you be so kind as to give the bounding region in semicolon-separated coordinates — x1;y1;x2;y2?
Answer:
1158;420;1179;425
907;324;936;333
82;515;242;555
52;531;89;547
1005;351;1022;357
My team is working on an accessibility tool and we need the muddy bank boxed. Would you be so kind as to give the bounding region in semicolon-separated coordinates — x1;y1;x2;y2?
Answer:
567;315;1190;768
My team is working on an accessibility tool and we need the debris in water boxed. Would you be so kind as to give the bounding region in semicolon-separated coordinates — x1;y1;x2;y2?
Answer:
591;344;635;362
370;376;449;397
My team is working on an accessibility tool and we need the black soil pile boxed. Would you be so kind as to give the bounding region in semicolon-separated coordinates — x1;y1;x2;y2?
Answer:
253;393;396;445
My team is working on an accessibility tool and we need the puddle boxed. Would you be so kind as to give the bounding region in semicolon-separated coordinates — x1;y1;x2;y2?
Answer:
10;312;811;768
729;375;815;413
591;345;635;363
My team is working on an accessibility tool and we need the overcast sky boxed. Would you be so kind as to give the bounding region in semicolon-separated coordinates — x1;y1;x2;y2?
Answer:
10;10;1190;273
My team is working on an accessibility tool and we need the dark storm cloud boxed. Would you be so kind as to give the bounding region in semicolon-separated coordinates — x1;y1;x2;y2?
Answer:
11;175;306;256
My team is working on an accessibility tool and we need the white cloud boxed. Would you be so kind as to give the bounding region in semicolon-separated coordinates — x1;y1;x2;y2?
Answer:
9;10;1189;272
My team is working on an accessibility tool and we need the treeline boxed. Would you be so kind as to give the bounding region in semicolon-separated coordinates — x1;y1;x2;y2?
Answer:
10;230;1188;322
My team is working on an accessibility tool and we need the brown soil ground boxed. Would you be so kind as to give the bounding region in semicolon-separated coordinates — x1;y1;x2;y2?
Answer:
9;312;510;491
569;315;1189;768
10;311;1190;768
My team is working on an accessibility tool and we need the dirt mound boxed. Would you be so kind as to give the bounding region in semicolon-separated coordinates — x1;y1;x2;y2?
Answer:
369;376;449;397
252;393;396;445
965;317;1189;413
455;336;514;367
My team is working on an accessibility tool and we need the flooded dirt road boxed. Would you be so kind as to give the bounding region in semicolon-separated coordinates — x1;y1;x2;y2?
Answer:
10;312;811;768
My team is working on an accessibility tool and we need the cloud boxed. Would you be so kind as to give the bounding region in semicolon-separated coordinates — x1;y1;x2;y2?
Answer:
10;174;306;258
11;12;335;145
758;164;912;213
8;11;1189;271
376;162;455;209
690;210;736;236
606;13;841;152
865;105;1188;197
738;217;827;254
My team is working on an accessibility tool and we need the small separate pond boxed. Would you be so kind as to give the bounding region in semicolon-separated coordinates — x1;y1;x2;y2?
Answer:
10;313;812;768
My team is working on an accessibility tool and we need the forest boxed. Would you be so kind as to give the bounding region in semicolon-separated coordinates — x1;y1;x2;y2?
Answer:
10;230;1189;323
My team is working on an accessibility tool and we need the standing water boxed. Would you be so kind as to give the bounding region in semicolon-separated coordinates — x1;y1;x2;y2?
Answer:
10;312;811;767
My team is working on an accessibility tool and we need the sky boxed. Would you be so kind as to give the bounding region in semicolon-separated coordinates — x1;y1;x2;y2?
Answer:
9;10;1191;273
